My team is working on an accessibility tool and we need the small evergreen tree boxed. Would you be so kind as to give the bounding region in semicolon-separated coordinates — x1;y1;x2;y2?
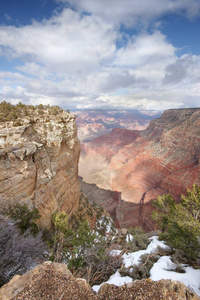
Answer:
8;204;40;235
152;185;200;261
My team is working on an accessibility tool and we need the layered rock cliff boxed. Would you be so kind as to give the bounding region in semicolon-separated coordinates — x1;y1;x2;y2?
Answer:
79;108;200;229
0;106;80;229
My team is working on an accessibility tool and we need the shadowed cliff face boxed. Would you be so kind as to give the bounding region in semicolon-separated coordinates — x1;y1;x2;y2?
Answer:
0;111;80;229
79;108;200;228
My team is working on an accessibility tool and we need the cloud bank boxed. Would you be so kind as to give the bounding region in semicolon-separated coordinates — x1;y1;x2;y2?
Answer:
0;0;200;110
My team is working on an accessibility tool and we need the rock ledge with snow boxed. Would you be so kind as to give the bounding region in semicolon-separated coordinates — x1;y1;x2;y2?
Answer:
0;261;199;300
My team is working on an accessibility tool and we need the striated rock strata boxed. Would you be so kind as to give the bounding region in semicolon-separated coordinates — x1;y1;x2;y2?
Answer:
79;108;200;229
0;261;199;300
0;111;80;229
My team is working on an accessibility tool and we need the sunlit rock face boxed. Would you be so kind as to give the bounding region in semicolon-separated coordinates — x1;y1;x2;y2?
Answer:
0;111;80;229
79;108;200;229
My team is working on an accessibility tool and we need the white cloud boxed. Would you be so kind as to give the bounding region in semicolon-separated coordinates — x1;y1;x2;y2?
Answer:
58;0;200;26
0;4;200;110
95;94;184;110
115;31;176;68
0;9;117;74
163;54;200;85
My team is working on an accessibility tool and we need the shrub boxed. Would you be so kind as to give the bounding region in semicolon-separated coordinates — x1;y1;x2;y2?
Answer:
0;217;46;287
13;120;23;127
127;227;149;251
152;184;200;262
52;211;68;234
8;204;40;235
50;210;121;285
81;246;122;285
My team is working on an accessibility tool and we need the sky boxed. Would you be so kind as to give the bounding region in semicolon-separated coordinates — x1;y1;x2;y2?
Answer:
0;0;200;111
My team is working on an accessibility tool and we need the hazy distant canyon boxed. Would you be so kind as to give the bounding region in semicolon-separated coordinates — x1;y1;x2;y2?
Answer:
72;109;161;142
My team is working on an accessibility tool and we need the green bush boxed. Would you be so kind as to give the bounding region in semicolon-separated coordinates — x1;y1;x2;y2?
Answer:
8;203;40;235
50;210;121;284
118;253;159;280
152;184;200;262
0;101;66;122
127;227;149;251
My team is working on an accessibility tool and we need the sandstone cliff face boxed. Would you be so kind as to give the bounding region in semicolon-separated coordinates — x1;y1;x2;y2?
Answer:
79;108;200;228
0;261;199;300
0;111;80;229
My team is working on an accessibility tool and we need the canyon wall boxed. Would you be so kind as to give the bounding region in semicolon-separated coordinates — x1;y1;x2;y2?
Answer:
79;108;200;229
0;110;80;229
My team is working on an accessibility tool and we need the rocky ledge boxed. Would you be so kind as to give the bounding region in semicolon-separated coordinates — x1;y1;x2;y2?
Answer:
0;262;199;300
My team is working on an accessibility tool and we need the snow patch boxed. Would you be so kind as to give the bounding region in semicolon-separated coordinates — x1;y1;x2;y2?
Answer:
92;271;132;293
111;236;169;268
150;256;200;296
93;236;200;296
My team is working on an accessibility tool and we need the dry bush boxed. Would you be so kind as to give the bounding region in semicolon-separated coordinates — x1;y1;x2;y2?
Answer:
0;217;46;287
75;244;122;286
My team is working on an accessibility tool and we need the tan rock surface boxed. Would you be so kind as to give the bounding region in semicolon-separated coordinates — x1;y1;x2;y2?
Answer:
98;279;200;300
0;262;199;300
0;111;80;229
0;262;97;300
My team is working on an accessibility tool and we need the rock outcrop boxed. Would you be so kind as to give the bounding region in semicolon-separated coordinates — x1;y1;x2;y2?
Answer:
0;262;97;300
0;261;199;300
79;108;200;229
0;110;80;229
98;280;200;300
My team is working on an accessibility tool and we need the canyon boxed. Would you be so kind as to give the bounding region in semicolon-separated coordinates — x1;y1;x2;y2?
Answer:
0;104;200;298
0;107;80;229
0;105;199;230
73;109;161;142
79;108;200;229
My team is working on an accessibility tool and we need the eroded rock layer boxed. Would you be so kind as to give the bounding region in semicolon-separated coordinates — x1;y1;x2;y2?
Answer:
0;111;80;229
79;108;200;228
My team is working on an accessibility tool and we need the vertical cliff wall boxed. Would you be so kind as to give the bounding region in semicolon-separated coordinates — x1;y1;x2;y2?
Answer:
0;110;80;229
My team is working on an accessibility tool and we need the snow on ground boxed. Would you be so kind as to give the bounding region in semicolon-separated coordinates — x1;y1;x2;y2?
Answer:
111;236;169;268
150;256;200;296
92;271;132;293
93;236;200;296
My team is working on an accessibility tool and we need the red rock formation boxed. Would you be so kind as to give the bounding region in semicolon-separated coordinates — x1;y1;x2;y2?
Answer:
79;108;200;229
